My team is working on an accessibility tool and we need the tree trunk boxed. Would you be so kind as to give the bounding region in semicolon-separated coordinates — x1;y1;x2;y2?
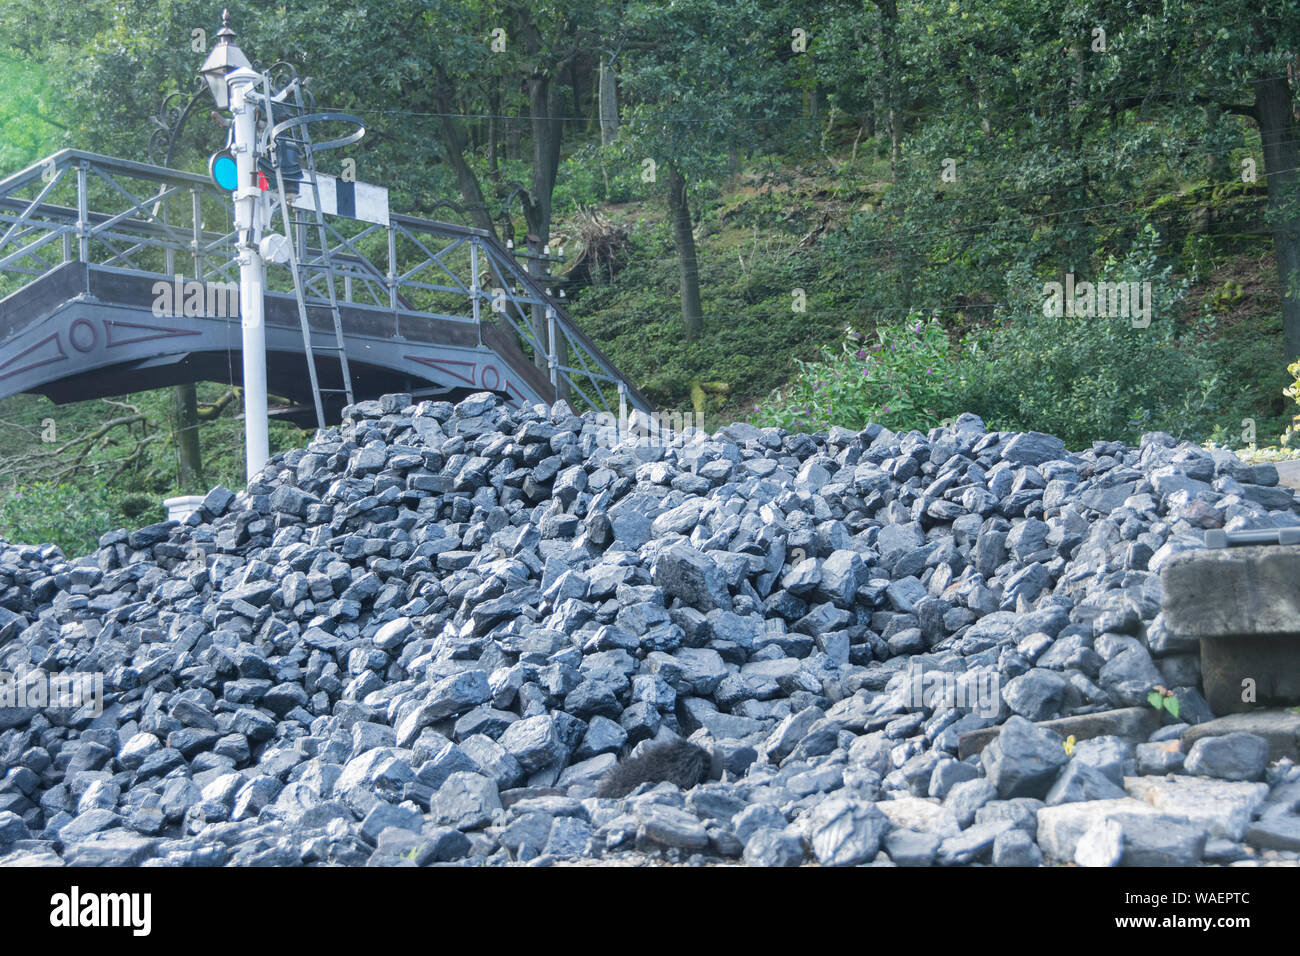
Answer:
667;165;704;341
174;383;202;492
569;58;584;133
876;0;902;179
599;57;618;196
1255;73;1300;361
520;72;570;401
506;117;521;160
1202;103;1229;180
487;91;500;181
432;75;496;236
527;76;563;238
599;56;619;146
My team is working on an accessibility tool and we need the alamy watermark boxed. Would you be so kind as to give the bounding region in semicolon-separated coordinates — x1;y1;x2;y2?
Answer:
902;663;1001;718
1042;273;1151;328
152;273;239;319
592;409;710;471
594;409;708;450
0;667;104;716
50;886;151;936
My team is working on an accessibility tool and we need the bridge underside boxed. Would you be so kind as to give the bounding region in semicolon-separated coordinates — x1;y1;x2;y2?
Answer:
1;262;557;427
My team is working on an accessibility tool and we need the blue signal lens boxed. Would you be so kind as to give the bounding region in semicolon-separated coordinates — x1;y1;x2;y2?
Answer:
209;152;239;191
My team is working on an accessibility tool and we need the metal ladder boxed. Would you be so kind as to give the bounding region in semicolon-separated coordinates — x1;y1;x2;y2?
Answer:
263;78;354;431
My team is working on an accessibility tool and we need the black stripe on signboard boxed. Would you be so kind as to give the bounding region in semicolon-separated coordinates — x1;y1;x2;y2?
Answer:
336;179;356;219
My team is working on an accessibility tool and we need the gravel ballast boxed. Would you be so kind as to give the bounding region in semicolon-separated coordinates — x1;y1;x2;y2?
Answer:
1;392;1298;867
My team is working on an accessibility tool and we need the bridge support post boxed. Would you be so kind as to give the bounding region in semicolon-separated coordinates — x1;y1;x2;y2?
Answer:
546;307;559;392
470;242;481;326
75;162;89;262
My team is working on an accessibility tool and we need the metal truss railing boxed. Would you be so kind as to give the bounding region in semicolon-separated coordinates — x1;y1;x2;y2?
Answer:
0;149;650;418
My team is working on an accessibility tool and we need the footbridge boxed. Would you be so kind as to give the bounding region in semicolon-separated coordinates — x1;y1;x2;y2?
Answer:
0;149;651;425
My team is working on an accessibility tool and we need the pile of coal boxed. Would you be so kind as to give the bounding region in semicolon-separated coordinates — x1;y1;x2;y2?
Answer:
1;391;1298;867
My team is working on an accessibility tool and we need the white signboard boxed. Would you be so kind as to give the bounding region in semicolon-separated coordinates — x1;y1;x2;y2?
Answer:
292;173;389;226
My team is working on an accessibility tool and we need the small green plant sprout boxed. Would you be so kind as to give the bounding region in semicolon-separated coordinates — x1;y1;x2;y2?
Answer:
1147;685;1181;720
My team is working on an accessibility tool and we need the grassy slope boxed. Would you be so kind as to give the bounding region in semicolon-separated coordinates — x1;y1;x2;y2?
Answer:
561;158;894;423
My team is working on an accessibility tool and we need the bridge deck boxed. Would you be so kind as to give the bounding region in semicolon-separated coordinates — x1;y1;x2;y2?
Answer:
0;149;651;425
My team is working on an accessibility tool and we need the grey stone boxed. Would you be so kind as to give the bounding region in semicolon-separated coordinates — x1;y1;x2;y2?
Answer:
1123;775;1268;841
429;772;501;830
500;715;567;773
1136;740;1185;775
1244;816;1300;851
981;716;1069;799
1073;818;1124;867
1071;736;1133;786
1044;762;1128;806
742;827;804;867
426;671;492;719
1181;711;1300;763
733;803;788;844
2;375;1294;870
545;816;596;858
884;828;940;866
1036;799;1207;865
1002;668;1070;721
0;811;30;846
958;707;1159;760
992;827;1042;867
1184;732;1269;781
944;778;998;828
936;819;1014;865
636;803;709;850
1002;432;1067;466
807;795;890;866
62;832;160;867
652;543;732;612
360;802;422;843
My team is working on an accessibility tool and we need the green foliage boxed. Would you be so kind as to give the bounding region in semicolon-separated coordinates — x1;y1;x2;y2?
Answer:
0;386;306;551
553;143;642;211
967;228;1223;447
0;53;67;169
0;479;124;557
617;0;797;188
758;227;1224;447
565;206;837;410
118;493;161;521
753;315;970;434
1147;687;1181;721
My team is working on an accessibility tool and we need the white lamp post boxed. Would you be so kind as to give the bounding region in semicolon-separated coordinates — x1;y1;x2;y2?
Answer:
200;10;269;481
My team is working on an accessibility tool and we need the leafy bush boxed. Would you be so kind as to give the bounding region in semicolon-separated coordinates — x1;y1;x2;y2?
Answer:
968;230;1222;447
119;492;161;521
0;480;123;557
755;227;1224;448
753;314;971;433
554;143;646;211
